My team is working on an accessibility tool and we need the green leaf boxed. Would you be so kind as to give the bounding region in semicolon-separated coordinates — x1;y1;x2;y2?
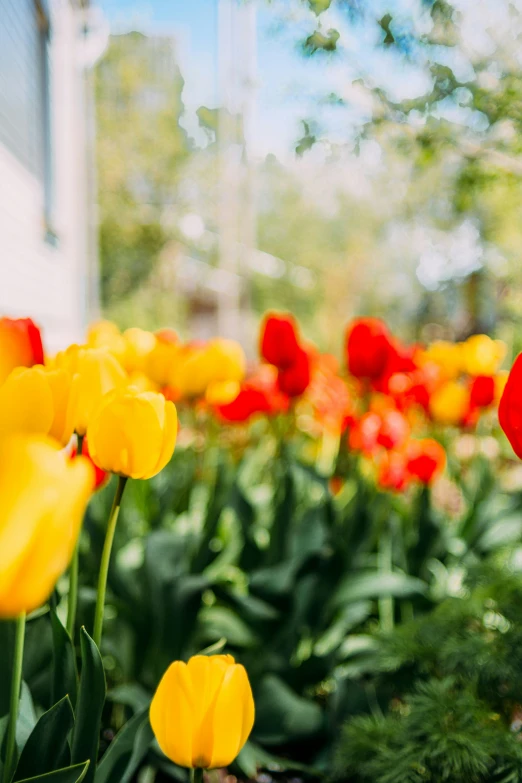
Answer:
250;559;301;599
314;601;372;656
71;629;106;783
333;571;428;606
50;611;77;706
16;761;90;783
199;606;259;648
14;696;74;781
94;708;153;783
16;682;37;751
237;739;322;779
253;674;324;745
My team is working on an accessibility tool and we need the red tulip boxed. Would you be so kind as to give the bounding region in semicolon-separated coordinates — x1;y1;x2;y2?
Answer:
260;313;300;369
0;317;44;385
345;318;393;381
377;410;410;450
469;375;495;409
499;353;522;459
378;450;410;492
277;347;311;397
406;439;446;485
215;387;272;423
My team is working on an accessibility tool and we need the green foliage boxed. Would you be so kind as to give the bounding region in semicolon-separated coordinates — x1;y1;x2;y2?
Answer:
71;630;106;783
334;565;522;782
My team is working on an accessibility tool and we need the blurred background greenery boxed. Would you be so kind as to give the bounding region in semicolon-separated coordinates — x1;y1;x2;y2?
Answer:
97;0;522;355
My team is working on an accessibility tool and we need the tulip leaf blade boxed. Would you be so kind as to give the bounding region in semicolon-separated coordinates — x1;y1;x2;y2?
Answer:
94;707;153;783
15;761;90;783
13;695;74;781
254;673;324;744
332;570;428;606
237;739;323;779
16;681;37;752
50;610;78;707
71;629;106;783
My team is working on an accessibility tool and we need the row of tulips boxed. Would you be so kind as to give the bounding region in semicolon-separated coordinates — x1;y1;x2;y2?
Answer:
0;310;518;782
0;318;254;783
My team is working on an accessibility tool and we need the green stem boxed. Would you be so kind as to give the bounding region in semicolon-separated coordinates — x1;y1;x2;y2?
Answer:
4;613;26;782
93;476;127;648
66;435;84;638
190;769;204;783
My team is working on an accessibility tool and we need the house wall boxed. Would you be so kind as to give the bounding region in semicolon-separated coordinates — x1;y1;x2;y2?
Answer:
0;0;98;353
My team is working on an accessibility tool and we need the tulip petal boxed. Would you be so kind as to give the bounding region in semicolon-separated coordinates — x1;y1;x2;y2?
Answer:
154;400;177;476
6;456;93;615
0;437;93;616
207;664;255;769
46;368;74;444
0;367;54;436
188;655;231;768
150;662;194;768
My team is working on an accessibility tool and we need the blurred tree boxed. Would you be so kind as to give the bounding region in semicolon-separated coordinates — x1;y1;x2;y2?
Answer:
268;0;522;339
96;32;190;312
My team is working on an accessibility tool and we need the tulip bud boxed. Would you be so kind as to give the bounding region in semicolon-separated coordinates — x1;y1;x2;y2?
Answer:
0;317;44;385
66;348;127;436
345;318;392;381
0;365;73;445
429;380;469;426
469;375;496;409
122;327;157;373
406;438;446;485
377;450;410;493
499;354;522;459
86;320;127;363
462;334;506;377
260;313;300;369
173;339;246;399
277;347;311;397
87;388;177;479
422;341;463;382
147;330;179;387
150;654;255;769
0;435;94;616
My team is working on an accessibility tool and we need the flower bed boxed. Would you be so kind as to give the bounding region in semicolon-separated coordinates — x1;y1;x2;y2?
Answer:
0;312;518;782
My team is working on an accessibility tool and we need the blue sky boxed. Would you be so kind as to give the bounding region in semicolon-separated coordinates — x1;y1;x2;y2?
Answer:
96;0;408;158
96;0;442;158
97;0;302;156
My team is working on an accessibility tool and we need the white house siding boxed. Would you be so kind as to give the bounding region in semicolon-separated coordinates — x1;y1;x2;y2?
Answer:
0;0;98;353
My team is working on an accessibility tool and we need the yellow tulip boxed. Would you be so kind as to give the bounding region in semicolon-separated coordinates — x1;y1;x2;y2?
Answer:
127;370;160;393
0;365;73;444
207;338;246;383
87;388;177;479
205;380;241;405
122;327;157;373
173;339;246;399
422;341;463;381
0;435;93;617
147;333;179;387
429;380;469;425
48;343;82;374
86;320;127;363
66;348;127;436
462;334;506;377
150;654;255;769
